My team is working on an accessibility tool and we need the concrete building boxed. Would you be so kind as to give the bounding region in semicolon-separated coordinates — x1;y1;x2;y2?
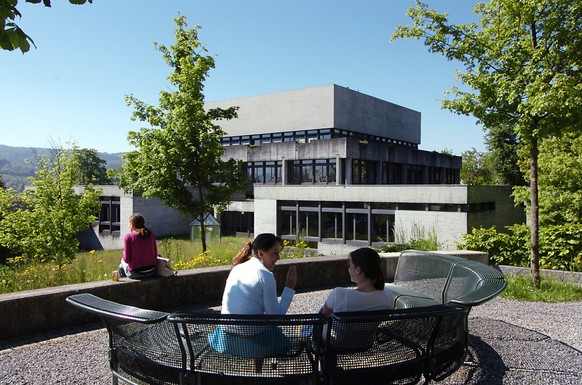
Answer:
76;185;192;251
81;84;524;252
208;84;524;251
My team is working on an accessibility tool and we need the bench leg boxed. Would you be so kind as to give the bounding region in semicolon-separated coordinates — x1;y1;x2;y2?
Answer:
254;358;264;373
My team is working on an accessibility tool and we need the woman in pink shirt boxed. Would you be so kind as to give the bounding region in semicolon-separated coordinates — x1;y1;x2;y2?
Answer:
118;213;157;279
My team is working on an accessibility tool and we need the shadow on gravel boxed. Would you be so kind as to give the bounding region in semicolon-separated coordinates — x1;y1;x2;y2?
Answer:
443;317;582;385
447;332;506;384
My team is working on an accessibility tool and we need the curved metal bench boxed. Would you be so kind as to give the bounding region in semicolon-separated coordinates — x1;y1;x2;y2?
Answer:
322;304;469;385
66;293;470;385
168;312;327;385
65;293;181;385
386;250;507;309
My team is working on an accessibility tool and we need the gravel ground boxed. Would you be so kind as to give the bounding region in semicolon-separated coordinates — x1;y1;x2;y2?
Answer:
0;290;580;384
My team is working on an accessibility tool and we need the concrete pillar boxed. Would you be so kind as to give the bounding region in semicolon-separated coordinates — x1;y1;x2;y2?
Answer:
376;161;382;184
281;157;286;185
335;154;342;185
345;158;353;185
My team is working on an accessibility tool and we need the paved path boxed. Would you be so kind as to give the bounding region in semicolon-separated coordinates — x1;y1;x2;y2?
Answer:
1;291;581;384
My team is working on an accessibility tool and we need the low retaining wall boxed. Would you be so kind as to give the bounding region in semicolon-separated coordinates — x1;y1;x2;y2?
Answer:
0;251;488;340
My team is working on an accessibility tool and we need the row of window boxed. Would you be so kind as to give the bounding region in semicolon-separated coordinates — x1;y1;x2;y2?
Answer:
289;159;337;184
245;159;458;185
276;200;496;244
221;128;418;148
279;210;396;243
278;200;495;213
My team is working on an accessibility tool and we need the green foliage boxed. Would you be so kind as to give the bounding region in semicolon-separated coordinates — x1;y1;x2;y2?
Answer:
0;146;101;266
0;0;92;53
460;147;498;185
379;222;439;252
280;232;317;259
540;224;582;271
379;237;439;253
0;237;251;294
484;123;526;186
392;0;582;284
458;223;582;271
0;144;122;191
503;274;582;302
119;16;248;252
514;133;582;226
74;148;111;185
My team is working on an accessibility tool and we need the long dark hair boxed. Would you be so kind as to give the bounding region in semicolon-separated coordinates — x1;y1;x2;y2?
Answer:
232;233;283;266
349;247;385;290
129;213;151;239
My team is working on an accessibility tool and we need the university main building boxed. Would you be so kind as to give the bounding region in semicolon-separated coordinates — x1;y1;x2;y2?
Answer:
83;84;523;252
210;84;523;252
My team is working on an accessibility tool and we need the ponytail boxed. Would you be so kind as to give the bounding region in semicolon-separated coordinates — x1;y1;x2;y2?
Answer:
136;227;151;239
232;242;253;266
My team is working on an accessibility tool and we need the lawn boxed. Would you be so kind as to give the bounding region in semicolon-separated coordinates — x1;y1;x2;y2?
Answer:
0;237;251;294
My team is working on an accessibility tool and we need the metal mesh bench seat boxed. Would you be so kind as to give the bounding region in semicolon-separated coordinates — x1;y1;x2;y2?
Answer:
167;312;327;385
389;250;507;308
66;293;469;385
322;304;469;385
66;293;182;385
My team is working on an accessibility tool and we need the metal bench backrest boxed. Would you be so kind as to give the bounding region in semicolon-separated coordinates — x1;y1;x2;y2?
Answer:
395;250;507;306
66;293;181;385
168;312;327;385
324;304;469;385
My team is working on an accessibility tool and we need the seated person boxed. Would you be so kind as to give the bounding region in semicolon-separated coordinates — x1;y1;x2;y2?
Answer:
307;247;394;349
118;213;157;279
208;233;298;358
321;247;393;316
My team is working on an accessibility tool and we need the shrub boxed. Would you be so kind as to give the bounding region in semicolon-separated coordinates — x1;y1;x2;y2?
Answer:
457;223;582;271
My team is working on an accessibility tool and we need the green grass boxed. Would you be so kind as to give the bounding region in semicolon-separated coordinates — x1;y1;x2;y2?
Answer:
2;238;581;303
502;274;582;302
0;237;251;294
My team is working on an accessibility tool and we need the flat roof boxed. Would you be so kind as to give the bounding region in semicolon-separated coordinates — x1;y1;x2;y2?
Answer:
206;84;421;144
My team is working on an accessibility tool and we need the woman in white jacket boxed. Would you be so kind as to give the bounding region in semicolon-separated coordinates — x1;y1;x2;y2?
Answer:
209;233;297;358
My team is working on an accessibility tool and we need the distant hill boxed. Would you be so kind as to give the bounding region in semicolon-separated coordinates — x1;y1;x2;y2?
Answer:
0;145;124;191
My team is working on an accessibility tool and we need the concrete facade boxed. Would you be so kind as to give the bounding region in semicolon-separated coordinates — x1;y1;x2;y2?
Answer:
75;185;193;250
206;84;421;144
71;85;523;251
251;185;523;249
212;84;524;250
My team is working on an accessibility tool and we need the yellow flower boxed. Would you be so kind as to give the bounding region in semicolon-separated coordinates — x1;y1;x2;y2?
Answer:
97;259;102;264
89;250;96;255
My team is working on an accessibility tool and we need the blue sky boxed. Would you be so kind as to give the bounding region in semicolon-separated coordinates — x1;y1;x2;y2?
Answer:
2;0;484;155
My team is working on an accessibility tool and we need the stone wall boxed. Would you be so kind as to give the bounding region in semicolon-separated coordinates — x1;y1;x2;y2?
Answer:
0;251;488;340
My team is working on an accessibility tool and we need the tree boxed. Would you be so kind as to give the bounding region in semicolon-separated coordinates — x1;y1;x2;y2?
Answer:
392;0;582;287
74;148;111;185
119;16;248;252
514;132;582;226
460;147;496;185
1;0;92;53
485;123;526;186
0;145;101;266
